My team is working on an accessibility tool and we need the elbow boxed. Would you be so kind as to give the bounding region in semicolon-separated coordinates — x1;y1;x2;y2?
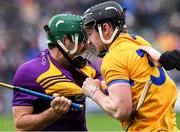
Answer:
14;122;26;132
14;122;31;131
15;128;23;132
14;124;23;132
15;126;32;131
112;103;132;121
14;121;20;131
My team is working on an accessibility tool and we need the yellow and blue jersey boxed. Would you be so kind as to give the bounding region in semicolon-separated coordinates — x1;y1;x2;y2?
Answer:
101;33;179;131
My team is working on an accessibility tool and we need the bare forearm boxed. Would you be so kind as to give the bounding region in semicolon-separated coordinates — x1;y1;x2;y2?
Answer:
82;78;132;121
92;90;125;120
15;108;62;131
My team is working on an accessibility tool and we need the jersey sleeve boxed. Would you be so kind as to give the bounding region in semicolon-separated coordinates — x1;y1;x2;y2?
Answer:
101;51;130;87
12;65;44;106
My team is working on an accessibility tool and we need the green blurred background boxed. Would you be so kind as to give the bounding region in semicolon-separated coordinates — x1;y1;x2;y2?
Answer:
0;112;180;131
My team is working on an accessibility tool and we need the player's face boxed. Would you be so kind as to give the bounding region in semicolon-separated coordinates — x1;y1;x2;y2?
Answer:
85;26;104;53
64;35;88;56
77;39;89;54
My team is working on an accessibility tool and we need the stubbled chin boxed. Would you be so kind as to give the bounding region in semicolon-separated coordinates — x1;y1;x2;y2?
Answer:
95;47;100;52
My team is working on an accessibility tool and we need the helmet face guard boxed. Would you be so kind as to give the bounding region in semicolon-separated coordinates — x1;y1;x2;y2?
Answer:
44;14;88;68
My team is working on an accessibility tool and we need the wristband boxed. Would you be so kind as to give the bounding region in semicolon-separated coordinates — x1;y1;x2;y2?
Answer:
89;87;100;98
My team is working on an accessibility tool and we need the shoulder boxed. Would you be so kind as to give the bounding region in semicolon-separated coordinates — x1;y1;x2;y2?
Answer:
102;48;129;69
106;34;152;61
13;51;50;86
15;50;50;76
101;34;150;76
129;34;152;47
15;57;41;76
13;59;38;85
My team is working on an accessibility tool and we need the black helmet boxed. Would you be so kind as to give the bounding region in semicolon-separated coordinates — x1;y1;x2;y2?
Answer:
83;1;126;32
83;1;126;57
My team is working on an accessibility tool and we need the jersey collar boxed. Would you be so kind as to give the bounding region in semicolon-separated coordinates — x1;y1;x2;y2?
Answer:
109;33;130;51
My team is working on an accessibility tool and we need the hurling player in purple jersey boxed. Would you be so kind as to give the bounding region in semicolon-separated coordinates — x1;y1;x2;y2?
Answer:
12;14;101;131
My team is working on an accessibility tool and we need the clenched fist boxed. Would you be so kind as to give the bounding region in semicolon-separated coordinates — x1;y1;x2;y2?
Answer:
82;78;101;98
50;93;72;114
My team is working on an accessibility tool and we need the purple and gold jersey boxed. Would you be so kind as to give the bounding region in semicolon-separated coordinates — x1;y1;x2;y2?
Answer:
101;33;179;131
12;49;101;131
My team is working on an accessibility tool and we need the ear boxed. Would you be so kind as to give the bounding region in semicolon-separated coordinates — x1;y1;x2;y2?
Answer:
102;23;110;36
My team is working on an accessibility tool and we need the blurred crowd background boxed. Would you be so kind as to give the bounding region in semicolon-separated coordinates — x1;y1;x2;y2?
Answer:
0;0;180;114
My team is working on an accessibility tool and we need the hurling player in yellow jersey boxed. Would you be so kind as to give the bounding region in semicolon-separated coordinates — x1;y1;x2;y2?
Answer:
82;1;179;131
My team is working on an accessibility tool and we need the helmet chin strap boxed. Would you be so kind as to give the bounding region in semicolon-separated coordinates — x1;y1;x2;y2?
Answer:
97;24;119;44
57;34;79;54
44;25;86;68
71;45;92;68
97;24;119;57
98;49;108;58
57;34;87;68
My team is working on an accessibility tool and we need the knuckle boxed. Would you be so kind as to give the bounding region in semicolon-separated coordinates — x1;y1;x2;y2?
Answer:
50;102;54;107
60;96;65;100
64;98;68;102
68;100;72;104
86;77;91;81
53;93;59;97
